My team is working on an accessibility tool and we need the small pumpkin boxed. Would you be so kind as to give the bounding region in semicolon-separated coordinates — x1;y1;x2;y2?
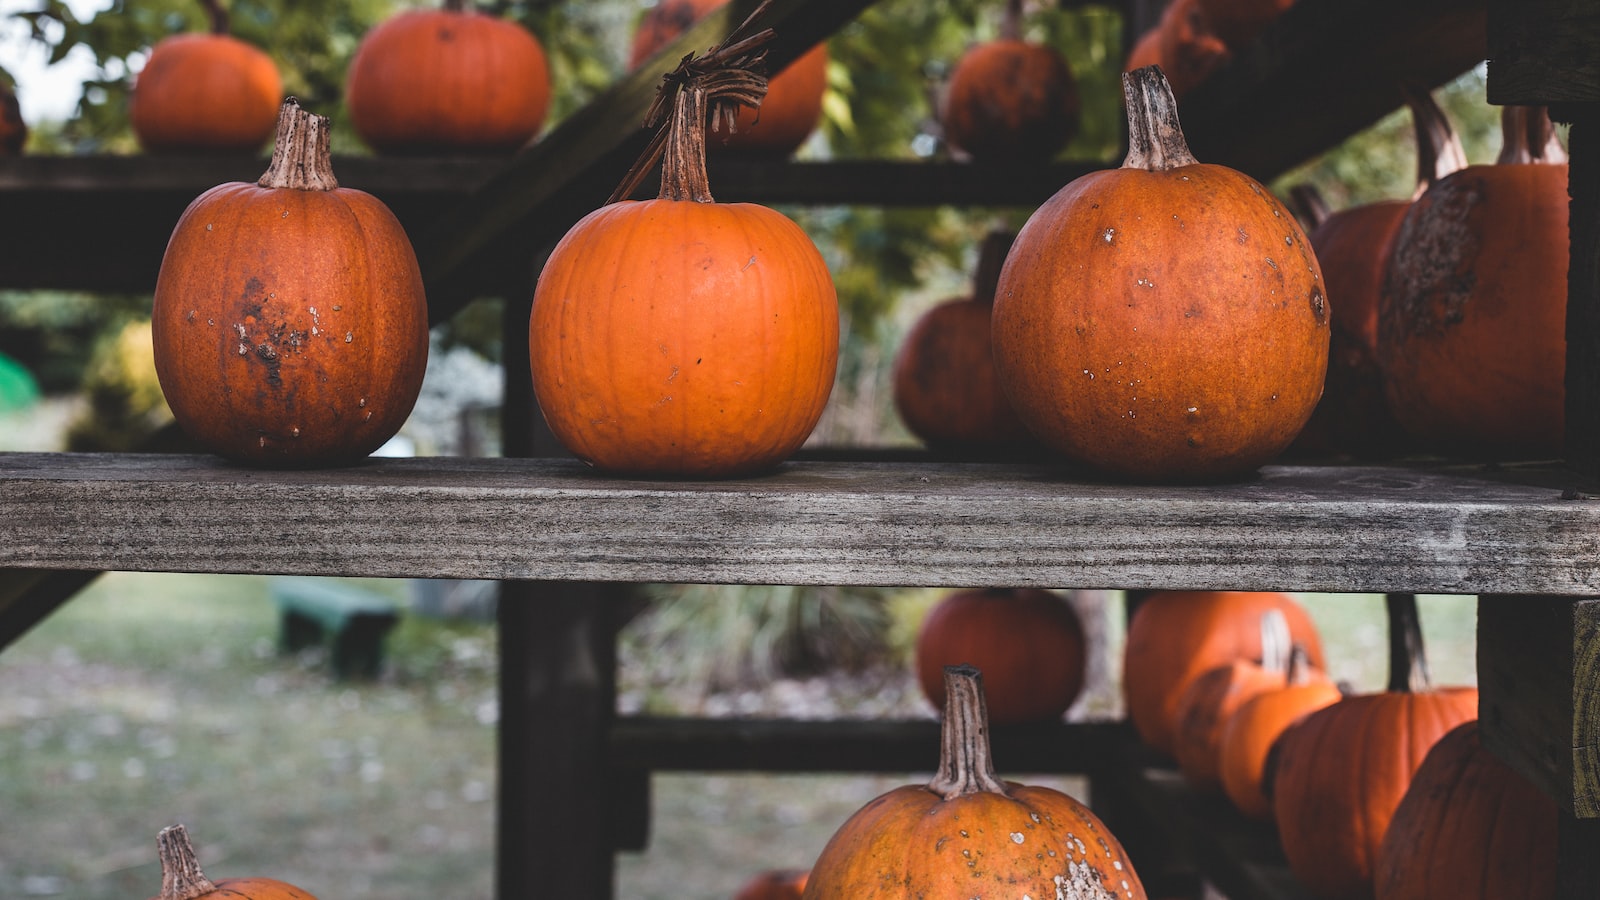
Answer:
1374;721;1556;900
1194;0;1295;51
151;99;429;467
734;869;809;900
1123;590;1324;757
1378;105;1569;459
346;0;551;155
992;66;1328;482
1273;594;1479;900
1;81;26;155
942;0;1080;163
914;587;1086;725
891;230;1035;453
1215;645;1341;820
530;13;838;477
147;823;318;899
628;0;827;157
130;1;282;154
1123;0;1230;101
803;665;1147;899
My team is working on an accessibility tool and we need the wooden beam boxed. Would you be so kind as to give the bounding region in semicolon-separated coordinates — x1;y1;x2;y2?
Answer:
0;568;100;651
1486;0;1600;106
1478;594;1600;818
1562;109;1600;480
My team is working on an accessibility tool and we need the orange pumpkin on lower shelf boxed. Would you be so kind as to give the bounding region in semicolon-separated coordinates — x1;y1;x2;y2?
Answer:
734;868;808;900
1215;645;1341;820
147;823;318;899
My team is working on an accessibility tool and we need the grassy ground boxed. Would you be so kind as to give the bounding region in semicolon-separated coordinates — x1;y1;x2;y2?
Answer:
0;573;1478;899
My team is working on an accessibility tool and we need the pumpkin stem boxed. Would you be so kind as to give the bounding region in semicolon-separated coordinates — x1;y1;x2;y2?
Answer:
1287;184;1331;231
1001;0;1024;40
927;664;1011;801
1284;644;1314;686
444;0;469;11
155;824;220;900
1386;593;1431;693
1402;84;1467;200
1259;608;1291;675
258;98;339;192
1121;66;1198;171
198;0;228;35
1497;106;1568;166
972;229;1014;306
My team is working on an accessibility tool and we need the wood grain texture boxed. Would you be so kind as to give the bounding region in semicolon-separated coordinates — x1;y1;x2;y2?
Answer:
1478;595;1600;818
1487;0;1600;105
3;452;1600;593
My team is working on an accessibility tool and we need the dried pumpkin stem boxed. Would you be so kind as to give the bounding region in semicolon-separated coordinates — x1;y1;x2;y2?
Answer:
661;81;716;202
1001;0;1024;40
1386;593;1431;693
1497;105;1568;166
444;0;468;11
1121;66;1198;171
1285;644;1315;686
156;824;220;900
972;229;1014;306
927;664;1010;800
1287;184;1331;231
258;98;339;192
1259;608;1291;675
199;0;228;35
1402;84;1467;199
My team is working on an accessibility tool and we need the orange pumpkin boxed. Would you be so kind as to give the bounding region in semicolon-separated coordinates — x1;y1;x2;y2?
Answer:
1378;105;1569;459
1123;590;1324;757
147;823;318;899
1124;0;1230;101
346;0;551;155
992;66;1328;482
530;22;838;478
803;665;1147;899
629;0;827;157
130;4;281;154
1215;645;1341;820
942;0;1078;163
1194;0;1295;50
914;587;1085;725
1273;594;1479;900
1;82;25;155
891;230;1035;453
1375;721;1556;900
734;869;809;900
152;100;429;467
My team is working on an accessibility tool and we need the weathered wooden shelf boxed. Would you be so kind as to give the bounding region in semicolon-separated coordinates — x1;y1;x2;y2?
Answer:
3;451;1598;595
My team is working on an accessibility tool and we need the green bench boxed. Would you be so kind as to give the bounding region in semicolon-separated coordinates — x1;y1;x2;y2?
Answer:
272;577;401;679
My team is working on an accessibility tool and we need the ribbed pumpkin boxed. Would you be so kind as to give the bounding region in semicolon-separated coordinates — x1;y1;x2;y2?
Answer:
1123;590;1324;757
1378;105;1569;459
1194;0;1295;50
1;82;25;155
803;665;1147;899
992;66;1328;482
147;824;318;899
942;0;1079;164
346;0;550;155
914;587;1085;725
1374;721;1556;900
1123;0;1230;101
1273;594;1479;900
130;3;281;154
891;230;1035;453
151;100;429;466
629;0;827;157
530;17;838;477
734;869;809;900
1215;645;1340;820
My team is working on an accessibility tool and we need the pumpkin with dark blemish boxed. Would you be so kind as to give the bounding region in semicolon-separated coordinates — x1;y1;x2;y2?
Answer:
942;0;1079;164
152;100;428;467
992;66;1328;482
803;665;1145;899
146;823;320;900
129;2;281;155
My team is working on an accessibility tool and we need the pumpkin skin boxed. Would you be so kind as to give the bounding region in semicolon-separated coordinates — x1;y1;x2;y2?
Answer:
1133;0;1231;101
1378;105;1568;459
1374;721;1556;900
1194;0;1295;50
993;66;1328;482
1123;590;1324;757
152;101;429;467
1;83;25;155
1215;650;1341;819
914;587;1086;725
131;33;282;154
943;39;1080;163
346;3;551;155
628;0;828;157
734;869;809;900
804;666;1146;899
147;823;318;900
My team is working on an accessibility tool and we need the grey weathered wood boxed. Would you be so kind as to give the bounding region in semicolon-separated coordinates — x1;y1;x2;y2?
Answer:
3;453;1600;593
1478;594;1600;818
0;568;100;651
1487;0;1600;105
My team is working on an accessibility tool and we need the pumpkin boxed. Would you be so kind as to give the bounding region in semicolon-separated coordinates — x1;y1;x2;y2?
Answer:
1194;0;1295;50
1215;645;1341;820
1292;87;1466;459
734;869;809;900
992;66;1328;482
151;99;429;467
891;230;1035;453
1123;590;1324;757
1;82;25;155
914;587;1086;725
803;665;1147;899
346;0;551;155
130;2;281;154
530;15;838;478
147;823;318;899
942;0;1079;163
1273;594;1479;900
1374;721;1556;900
629;0;827;157
1378;105;1569;459
1123;0;1230;101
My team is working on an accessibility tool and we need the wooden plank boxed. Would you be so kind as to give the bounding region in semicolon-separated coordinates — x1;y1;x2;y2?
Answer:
1486;0;1600;105
1478;594;1600;818
1559;812;1600;898
3;453;1600;593
0;568;100;650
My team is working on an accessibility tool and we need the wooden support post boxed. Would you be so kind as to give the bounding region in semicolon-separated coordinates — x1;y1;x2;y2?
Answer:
1558;812;1600;899
0;569;100;651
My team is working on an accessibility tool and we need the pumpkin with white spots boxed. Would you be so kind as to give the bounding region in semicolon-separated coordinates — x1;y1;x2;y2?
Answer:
802;665;1146;899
